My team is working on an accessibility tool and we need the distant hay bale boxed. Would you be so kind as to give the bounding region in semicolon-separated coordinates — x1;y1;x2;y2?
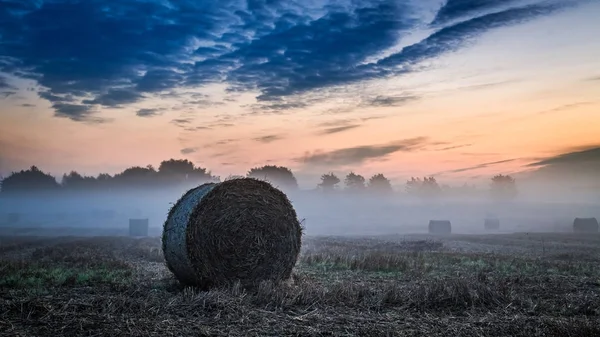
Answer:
428;220;451;235
573;217;599;233
162;177;302;289
484;218;500;230
129;218;149;237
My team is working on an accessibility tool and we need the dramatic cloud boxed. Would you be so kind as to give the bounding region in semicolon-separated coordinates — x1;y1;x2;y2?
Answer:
171;118;194;128
538;102;594;114
431;0;521;26
136;108;164;118
522;146;600;184
83;89;144;107
297;137;429;166
52;103;107;123
317;124;361;135
180;147;198;155
0;0;579;121
364;95;419;107
528;146;600;168
0;75;16;97
437;159;517;174
253;134;284;143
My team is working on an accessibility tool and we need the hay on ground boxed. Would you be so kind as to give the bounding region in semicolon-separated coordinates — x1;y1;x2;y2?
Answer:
429;220;451;235
573;217;599;233
162;178;302;289
484;218;500;230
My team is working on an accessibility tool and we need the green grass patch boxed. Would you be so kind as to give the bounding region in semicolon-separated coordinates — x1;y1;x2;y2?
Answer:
0;262;133;289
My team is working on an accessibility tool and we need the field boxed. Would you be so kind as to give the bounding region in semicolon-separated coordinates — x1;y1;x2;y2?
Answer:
1;230;600;336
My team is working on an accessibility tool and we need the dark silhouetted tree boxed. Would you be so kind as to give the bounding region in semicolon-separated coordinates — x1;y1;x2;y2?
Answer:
368;173;393;195
113;165;157;188
344;172;366;193
406;176;442;198
490;174;517;201
61;171;97;190
0;166;60;194
158;159;216;185
318;172;340;192
247;165;299;190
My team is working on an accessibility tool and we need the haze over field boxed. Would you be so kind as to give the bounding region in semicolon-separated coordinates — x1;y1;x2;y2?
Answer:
0;0;598;190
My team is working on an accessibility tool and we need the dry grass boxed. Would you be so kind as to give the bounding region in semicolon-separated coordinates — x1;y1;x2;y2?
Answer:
1;231;600;336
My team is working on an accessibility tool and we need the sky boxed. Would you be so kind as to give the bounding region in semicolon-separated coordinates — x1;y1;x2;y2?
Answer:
0;0;599;188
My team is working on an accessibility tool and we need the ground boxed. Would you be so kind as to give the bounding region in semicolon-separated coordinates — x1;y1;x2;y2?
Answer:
1;230;599;336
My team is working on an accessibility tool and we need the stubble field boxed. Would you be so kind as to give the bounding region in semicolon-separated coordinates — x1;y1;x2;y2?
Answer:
1;230;599;336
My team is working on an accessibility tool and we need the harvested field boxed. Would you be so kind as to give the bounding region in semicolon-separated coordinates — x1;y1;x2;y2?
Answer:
1;230;600;336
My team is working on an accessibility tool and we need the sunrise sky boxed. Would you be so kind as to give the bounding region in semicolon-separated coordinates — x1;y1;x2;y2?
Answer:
0;0;599;188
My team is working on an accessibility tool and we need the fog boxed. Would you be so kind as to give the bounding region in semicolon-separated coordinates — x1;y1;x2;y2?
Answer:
0;181;598;237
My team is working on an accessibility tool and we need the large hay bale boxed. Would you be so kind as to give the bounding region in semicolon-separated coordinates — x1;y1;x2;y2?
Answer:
428;220;451;234
129;218;149;237
484;218;500;230
162;178;302;289
573;217;599;233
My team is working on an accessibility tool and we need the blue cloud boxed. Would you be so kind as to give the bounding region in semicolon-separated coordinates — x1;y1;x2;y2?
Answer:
431;0;521;26
0;0;579;122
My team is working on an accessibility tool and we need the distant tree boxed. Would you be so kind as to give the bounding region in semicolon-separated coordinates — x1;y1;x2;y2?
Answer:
344;172;366;193
158;159;194;176
0;166;60;194
318;172;340;192
490;174;517;201
113;165;157;188
247;165;299;190
158;159;215;185
405;176;442;198
368;173;393;195
61;171;97;190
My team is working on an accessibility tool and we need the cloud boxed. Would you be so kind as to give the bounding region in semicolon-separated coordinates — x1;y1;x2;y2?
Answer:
20;103;36;107
296;137;429;167
52;103;107;123
0;0;577;120
528;146;600;168
317;124;361;135
522;145;600;184
83;89;144;107
431;0;521;26
363;95;419;107
433;143;473;151
0;75;16;97
254;134;284;143
180;147;198;155
538;101;594;114
376;2;573;70
437;159;517;175
136;108;164;118
171;118;194;127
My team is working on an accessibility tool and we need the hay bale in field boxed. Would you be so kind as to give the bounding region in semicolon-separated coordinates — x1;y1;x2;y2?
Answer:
484;218;500;230
428;220;451;234
129;218;149;237
162;178;302;289
573;217;599;233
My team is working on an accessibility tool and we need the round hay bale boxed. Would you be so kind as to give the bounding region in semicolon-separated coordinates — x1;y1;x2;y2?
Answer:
573;217;599;233
162;178;302;289
428;220;451;234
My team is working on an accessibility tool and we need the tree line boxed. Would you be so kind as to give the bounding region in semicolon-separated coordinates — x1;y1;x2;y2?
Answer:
0;159;518;201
